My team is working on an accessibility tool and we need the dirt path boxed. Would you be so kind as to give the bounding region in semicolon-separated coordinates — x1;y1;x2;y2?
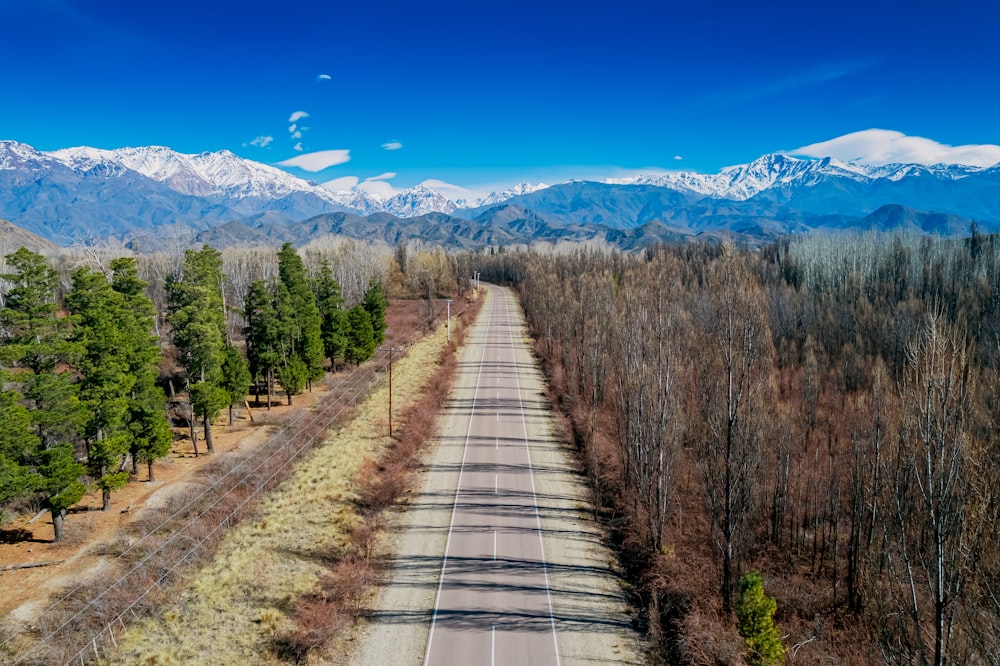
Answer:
347;286;644;665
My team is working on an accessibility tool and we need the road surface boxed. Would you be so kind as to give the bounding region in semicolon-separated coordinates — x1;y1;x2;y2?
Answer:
350;285;641;665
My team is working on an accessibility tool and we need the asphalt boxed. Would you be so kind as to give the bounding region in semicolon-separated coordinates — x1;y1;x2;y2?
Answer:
348;285;642;666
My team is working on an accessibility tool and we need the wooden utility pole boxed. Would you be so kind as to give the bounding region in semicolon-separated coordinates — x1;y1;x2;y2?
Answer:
380;345;403;437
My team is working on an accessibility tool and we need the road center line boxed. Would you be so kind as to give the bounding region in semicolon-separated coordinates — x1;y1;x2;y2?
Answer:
502;291;562;666
493;530;497;560
423;288;492;666
491;625;496;666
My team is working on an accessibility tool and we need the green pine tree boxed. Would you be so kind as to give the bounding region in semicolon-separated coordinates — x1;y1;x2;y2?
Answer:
362;279;388;345
735;571;785;666
312;258;348;371
36;443;86;542
168;245;227;453
0;248;86;537
110;257;171;480
345;305;376;365
220;344;251;424
277;243;325;389
0;385;40;509
66;266;135;510
0;248;74;372
275;356;308;405
244;280;282;409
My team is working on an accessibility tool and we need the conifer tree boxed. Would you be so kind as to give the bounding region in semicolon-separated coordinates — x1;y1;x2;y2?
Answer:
66;266;133;510
735;571;785;666
345;305;376;365
220;344;251;424
167;245;227;453
312;258;347;370
362;279;388;345
277;243;325;389
0;248;85;537
244;279;282;409
110;257;171;481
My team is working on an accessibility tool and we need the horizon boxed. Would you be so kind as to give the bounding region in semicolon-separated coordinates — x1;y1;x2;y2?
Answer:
2;1;999;197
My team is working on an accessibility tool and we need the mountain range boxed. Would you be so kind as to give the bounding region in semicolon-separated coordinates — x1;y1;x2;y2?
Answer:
1;140;997;250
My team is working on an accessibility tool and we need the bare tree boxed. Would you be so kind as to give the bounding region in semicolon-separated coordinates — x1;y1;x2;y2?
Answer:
612;260;685;554
881;312;986;665
695;243;776;612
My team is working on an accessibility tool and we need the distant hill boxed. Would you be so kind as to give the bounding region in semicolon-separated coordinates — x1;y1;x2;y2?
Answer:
1;139;996;250
0;218;59;254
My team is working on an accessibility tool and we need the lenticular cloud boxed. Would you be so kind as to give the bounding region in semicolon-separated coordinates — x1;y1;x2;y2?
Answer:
790;129;1000;168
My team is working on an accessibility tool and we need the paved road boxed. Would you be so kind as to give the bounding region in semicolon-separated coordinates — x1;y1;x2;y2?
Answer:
350;285;641;666
423;286;560;665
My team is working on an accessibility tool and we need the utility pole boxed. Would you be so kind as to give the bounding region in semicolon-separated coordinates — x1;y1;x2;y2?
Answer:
445;299;452;342
380;345;403;438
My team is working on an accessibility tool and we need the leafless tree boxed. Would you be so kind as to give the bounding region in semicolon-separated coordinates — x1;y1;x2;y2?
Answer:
694;243;776;612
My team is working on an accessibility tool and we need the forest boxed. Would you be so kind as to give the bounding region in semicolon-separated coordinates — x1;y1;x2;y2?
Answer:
460;230;1000;665
0;238;394;542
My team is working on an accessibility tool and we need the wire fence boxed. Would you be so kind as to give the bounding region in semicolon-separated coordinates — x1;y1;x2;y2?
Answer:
2;306;451;666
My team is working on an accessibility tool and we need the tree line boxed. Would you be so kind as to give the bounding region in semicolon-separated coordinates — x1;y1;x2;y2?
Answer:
467;231;999;665
0;242;387;541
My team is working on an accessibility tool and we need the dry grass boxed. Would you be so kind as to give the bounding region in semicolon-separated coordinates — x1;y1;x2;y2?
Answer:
110;325;452;665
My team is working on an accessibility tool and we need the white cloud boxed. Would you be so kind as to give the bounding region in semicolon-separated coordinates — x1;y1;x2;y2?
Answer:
789;129;1000;167
322;176;359;192
382;141;403;151
364;172;397;182
293;142;303;152
277;149;352;171
317;73;331;81
357;180;396;199
247;135;274;148
288;110;309;123
674;155;683;161
420;179;479;202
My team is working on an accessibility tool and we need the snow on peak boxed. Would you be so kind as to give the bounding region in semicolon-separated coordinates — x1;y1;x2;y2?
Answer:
476;182;550;207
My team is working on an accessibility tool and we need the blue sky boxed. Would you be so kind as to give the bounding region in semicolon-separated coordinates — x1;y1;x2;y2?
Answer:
2;0;998;196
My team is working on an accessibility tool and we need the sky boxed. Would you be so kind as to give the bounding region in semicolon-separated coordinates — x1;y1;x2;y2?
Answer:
1;0;999;197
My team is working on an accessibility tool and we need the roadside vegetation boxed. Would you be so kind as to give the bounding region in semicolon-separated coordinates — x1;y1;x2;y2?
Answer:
463;229;1000;665
0;236;469;664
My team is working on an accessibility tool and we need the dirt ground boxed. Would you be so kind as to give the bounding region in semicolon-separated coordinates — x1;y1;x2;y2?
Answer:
0;297;453;628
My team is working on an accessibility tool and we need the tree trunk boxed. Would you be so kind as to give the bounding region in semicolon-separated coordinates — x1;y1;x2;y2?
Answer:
148;460;156;483
102;488;111;512
51;508;66;542
287;392;292;406
131;453;139;476
266;371;272;411
229;403;234;426
189;399;198;454
204;415;214;453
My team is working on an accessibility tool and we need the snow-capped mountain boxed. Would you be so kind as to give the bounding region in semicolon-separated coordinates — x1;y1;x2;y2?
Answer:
606;153;993;201
1;138;998;247
477;182;550;207
48;144;345;203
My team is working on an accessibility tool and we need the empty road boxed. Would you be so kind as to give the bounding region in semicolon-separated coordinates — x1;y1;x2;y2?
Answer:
351;285;641;665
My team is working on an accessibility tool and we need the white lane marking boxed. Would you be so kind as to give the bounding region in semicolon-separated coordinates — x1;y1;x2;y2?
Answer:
491;625;496;666
495;436;498;450
495;473;498;494
493;530;497;561
424;289;492;666
501;291;562;665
